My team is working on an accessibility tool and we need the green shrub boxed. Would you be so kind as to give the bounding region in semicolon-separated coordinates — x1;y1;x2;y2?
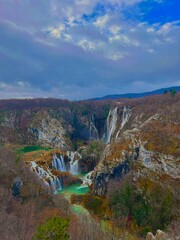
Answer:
83;194;104;215
110;182;173;236
33;216;69;240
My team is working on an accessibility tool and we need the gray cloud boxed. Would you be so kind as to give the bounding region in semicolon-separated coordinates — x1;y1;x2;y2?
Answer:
0;0;179;99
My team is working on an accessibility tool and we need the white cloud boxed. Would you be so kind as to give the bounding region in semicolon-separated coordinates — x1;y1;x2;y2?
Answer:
78;39;97;52
109;34;139;46
93;15;110;29
109;25;121;34
105;51;124;61
48;24;66;39
147;27;155;33
63;33;72;42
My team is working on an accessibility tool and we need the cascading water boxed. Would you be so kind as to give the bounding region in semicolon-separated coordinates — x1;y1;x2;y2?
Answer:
70;160;79;175
31;161;62;191
31;151;81;192
116;106;132;139
89;115;99;140
52;154;66;172
67;151;80;175
121;106;131;129
104;107;118;144
78;171;94;189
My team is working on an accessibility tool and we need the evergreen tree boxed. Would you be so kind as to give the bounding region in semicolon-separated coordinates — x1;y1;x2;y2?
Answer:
170;88;176;97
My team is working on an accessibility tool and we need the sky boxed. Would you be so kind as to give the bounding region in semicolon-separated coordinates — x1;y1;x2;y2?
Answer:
0;0;180;100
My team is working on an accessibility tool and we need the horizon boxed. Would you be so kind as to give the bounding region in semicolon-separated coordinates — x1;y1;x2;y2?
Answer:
0;85;179;101
0;0;180;99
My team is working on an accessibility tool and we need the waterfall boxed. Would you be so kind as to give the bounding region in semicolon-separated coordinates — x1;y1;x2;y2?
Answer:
116;106;132;139
52;154;66;172
89;116;99;140
121;106;131;129
77;171;93;189
67;151;79;175
49;177;62;192
31;151;81;193
54;177;62;191
31;161;62;192
104;107;118;144
70;160;79;175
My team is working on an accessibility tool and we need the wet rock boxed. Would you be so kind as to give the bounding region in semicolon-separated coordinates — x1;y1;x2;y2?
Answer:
11;178;23;198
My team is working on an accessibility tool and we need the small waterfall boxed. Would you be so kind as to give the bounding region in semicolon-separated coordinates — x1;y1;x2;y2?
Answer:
49;177;62;192
104;107;118;144
70;160;79;175
78;171;93;189
55;177;62;191
89;116;99;140
31;161;62;192
116;106;132;139
67;151;80;175
52;154;66;172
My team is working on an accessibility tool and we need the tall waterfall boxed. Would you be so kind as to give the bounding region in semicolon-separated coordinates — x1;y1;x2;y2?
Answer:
104;107;118;144
121;106;131;129
52;154;66;172
89;116;99;140
116;106;132;139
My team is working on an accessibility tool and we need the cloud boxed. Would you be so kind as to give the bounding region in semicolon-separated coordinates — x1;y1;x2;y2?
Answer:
93;15;110;28
48;24;66;39
0;0;179;99
109;25;121;34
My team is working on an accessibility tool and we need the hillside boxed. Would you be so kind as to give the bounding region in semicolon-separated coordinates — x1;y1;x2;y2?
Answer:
0;93;179;239
91;86;180;100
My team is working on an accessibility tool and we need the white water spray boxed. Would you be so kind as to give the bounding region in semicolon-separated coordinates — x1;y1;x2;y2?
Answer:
116;106;132;139
104;107;118;144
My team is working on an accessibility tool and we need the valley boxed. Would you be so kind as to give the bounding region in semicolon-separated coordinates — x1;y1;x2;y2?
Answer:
0;93;179;240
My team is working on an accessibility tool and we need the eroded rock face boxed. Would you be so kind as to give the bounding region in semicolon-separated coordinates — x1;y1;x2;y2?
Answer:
93;102;180;199
11;178;23;198
93;141;139;195
146;230;167;240
29;111;71;150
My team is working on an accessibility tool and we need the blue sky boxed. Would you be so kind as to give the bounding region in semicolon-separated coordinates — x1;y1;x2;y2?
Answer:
0;0;179;99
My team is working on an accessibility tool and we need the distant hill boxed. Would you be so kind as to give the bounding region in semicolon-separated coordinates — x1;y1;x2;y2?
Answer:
91;86;180;100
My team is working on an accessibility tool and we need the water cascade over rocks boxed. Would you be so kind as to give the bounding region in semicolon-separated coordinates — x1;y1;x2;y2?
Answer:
78;171;94;189
31;161;62;191
52;154;66;172
116;106;132;139
30;151;82;192
104;107;118;144
89;115;99;140
67;151;80;175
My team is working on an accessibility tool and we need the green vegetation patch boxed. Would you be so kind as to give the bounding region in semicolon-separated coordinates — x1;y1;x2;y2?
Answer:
33;216;69;240
110;182;173;236
18;145;52;153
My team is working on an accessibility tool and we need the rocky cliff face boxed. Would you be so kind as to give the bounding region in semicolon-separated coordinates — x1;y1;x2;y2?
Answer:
0;95;179;198
92;95;180;202
0;101;109;149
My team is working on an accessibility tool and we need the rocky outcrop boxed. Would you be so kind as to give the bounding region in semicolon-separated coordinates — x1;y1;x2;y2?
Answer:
93;141;139;195
93;101;180;199
146;230;167;240
29;111;72;150
11;178;23;198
